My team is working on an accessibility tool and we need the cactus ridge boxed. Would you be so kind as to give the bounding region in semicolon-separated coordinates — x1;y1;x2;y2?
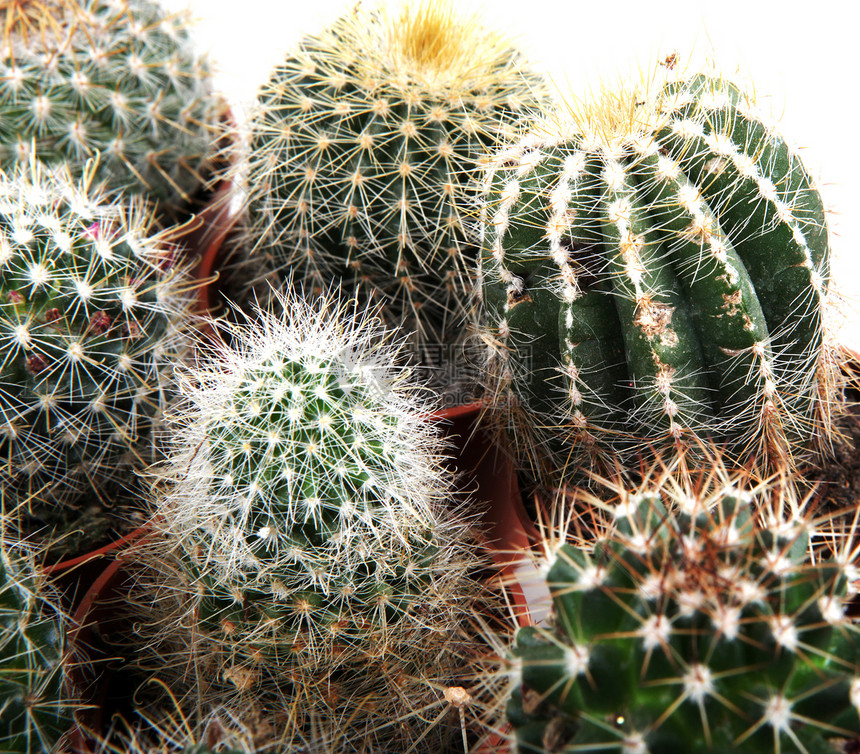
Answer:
479;72;838;483
152;287;481;682
0;159;193;513
508;453;860;753
0;0;222;214
0;542;74;753
244;1;546;361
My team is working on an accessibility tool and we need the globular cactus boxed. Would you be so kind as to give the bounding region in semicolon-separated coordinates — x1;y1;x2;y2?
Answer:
150;287;481;705
478;71;839;483
1;541;75;753
507;456;860;753
243;0;547;367
0;160;193;524
0;0;224;218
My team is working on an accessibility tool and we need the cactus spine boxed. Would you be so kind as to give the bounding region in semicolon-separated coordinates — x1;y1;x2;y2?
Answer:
0;0;223;217
478;72;837;483
0;541;75;753
507;455;860;753
0;160;192;521
244;1;546;365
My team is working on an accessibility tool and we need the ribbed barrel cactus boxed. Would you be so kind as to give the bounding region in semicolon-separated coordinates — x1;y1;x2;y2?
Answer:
0;161;192;519
152;288;480;687
507;458;860;753
0;0;223;217
1;543;75;753
244;0;547;364
478;72;837;482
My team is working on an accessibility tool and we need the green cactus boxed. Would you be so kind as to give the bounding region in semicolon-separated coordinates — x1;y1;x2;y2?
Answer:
0;160;193;525
149;287;481;720
478;71;839;483
243;0;546;368
507;456;860;753
1;541;75;753
0;0;224;218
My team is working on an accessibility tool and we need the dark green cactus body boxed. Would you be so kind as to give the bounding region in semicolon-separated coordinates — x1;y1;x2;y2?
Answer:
480;75;832;481
0;0;222;217
246;4;546;364
1;548;73;753
0;163;190;516
508;473;860;753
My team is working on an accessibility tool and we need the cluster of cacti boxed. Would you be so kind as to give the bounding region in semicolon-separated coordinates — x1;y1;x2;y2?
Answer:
0;160;193;524
243;0;546;366
478;71;839;483
507;456;860;753
0;541;75;753
0;0;223;218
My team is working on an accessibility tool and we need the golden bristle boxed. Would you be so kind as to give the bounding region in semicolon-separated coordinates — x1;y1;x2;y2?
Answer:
1;0;83;55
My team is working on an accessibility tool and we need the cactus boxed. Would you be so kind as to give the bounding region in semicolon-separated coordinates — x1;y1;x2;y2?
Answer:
145;287;483;750
0;539;75;753
0;160;193;525
507;454;860;753
243;0;546;367
478;71;839;483
0;0;224;218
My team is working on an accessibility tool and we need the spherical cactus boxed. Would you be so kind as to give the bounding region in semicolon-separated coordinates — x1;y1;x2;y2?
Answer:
478;71;839;484
0;160;193;519
1;542;75;753
244;0;547;365
507;457;860;753
151;287;481;689
0;0;224;217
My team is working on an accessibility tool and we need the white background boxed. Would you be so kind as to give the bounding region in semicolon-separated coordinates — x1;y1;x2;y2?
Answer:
160;0;860;350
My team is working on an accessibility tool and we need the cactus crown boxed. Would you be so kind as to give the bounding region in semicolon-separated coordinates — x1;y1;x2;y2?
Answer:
478;67;838;484
508;453;860;753
244;1;546;370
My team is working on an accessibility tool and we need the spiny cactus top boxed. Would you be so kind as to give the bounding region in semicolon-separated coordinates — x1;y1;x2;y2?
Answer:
245;0;546;364
1;542;74;753
0;161;192;513
153;287;479;681
0;0;223;216
508;457;860;753
478;71;837;483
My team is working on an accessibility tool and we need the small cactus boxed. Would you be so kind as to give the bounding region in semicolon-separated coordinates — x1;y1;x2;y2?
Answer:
0;539;75;753
144;287;483;752
0;0;224;218
243;0;546;367
0;160;193;522
478;70;839;483
507;454;860;753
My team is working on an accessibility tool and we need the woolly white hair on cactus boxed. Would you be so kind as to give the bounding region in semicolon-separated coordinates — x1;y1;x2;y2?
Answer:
152;285;478;677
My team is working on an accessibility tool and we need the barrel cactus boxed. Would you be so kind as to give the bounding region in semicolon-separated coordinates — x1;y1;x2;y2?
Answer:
507;456;860;753
0;0;224;218
478;71;839;483
150;287;481;705
1;541;75;753
0;160;193;525
243;0;547;366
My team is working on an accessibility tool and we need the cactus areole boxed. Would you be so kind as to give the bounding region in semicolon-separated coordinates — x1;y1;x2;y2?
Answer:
479;74;834;480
